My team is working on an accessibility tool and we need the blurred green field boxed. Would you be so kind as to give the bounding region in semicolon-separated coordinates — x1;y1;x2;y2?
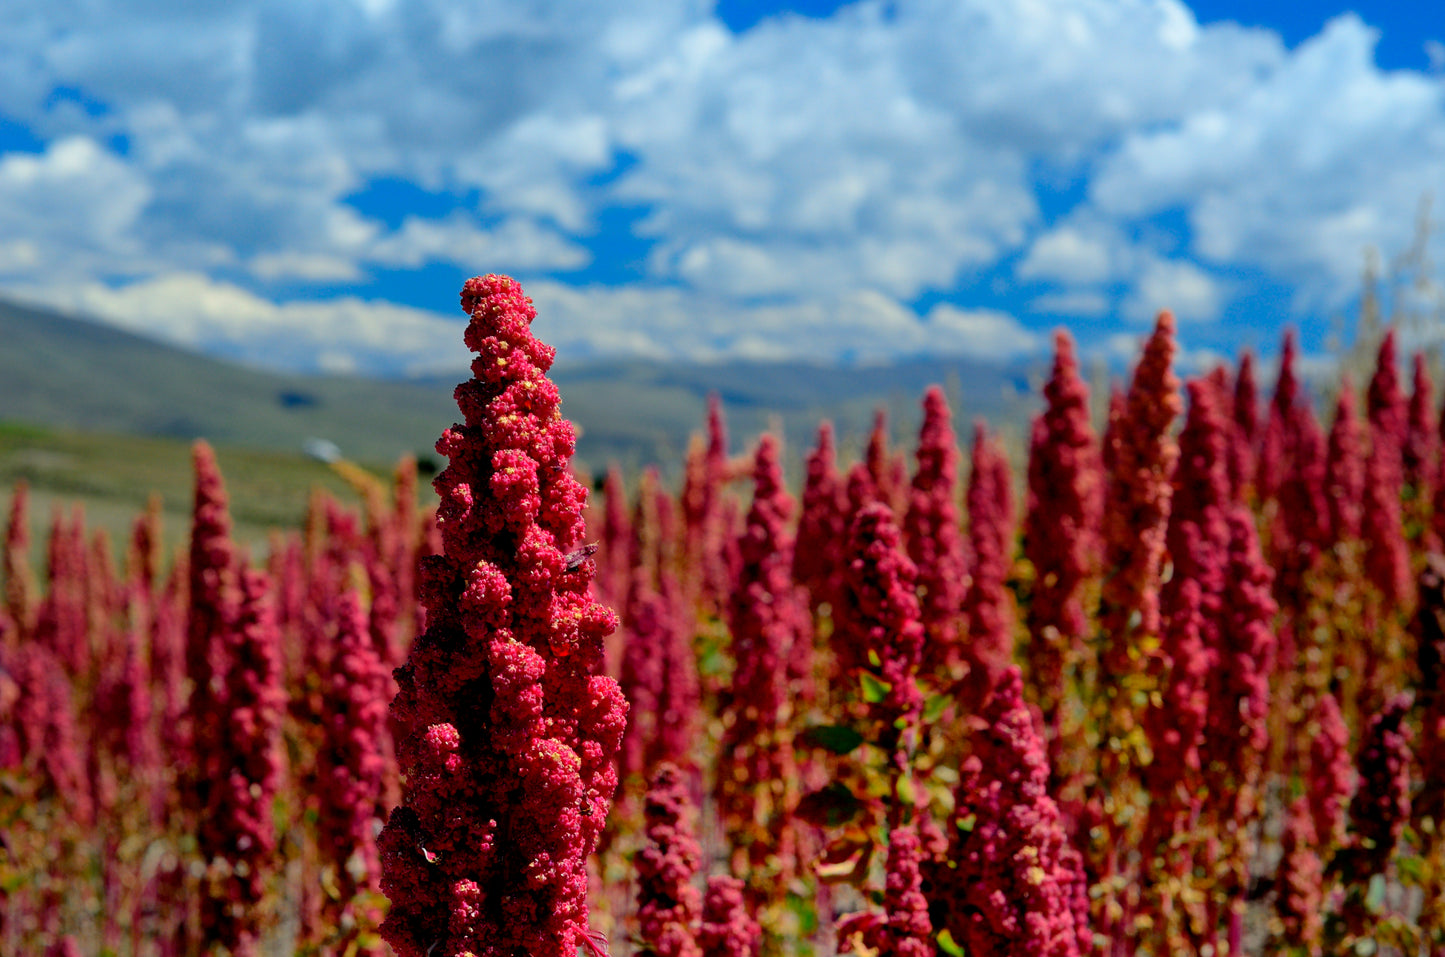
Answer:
0;295;1058;571
0;296;1046;491
0;419;396;560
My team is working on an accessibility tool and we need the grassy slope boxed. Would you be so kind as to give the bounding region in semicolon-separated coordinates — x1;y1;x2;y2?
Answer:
1;297;1045;479
0;420;379;558
0;297;455;467
0;297;1049;556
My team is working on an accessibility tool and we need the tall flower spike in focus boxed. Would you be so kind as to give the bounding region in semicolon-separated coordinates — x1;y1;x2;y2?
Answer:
379;275;627;957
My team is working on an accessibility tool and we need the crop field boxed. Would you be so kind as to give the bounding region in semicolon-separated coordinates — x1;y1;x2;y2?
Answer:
2;274;1443;956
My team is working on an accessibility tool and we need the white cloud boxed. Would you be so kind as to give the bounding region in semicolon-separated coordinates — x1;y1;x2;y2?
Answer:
365;215;591;272
0;1;1441;367
1091;14;1445;309
923;303;1043;359
8;273;467;376
249;253;363;282
526;281;1044;364
1017;226;1115;284
1031;290;1112;317
5;270;1042;371
1429;40;1445;73
1122;256;1225;323
0;137;153;276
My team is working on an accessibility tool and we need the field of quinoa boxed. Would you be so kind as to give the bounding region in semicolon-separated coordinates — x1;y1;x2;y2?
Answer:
3;272;1444;957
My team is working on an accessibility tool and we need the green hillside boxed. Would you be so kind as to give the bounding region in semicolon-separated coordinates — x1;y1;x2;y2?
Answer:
0;297;1046;482
0;298;455;467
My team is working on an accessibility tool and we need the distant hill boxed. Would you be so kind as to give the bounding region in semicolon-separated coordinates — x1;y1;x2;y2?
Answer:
0;297;1046;479
0;298;457;466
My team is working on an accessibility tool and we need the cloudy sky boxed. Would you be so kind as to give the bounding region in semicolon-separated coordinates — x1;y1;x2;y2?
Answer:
1;0;1441;376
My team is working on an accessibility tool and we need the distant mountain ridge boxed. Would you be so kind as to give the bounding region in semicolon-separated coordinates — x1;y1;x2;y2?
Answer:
0;297;1044;476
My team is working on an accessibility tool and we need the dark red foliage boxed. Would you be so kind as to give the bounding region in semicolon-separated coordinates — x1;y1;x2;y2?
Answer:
1416;554;1445;827
1342;692;1413;879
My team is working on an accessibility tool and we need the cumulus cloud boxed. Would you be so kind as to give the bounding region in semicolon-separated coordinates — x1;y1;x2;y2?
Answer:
11;273;467;377
0;1;1440;368
0;136;153;276
526;281;1043;364
1017;226;1116;285
1090;14;1445;309
364;215;591;272
923;303;1043;359
9;270;1042;371
1031;290;1112;317
1122;256;1226;324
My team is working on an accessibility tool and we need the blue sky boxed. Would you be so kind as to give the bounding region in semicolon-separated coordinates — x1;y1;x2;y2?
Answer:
0;0;1441;376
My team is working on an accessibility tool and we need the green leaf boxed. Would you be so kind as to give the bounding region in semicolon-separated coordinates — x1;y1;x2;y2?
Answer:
799;725;866;755
795;783;864;828
860;672;892;704
937;928;966;957
1396;853;1426;884
1366;873;1387;914
924;693;950;724
896;774;916;808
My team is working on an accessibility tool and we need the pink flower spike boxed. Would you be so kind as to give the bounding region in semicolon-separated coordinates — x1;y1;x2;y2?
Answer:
699;875;760;957
930;665;1087;956
634;762;703;957
379;275;626;957
904;386;966;678
1024;331;1102;750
